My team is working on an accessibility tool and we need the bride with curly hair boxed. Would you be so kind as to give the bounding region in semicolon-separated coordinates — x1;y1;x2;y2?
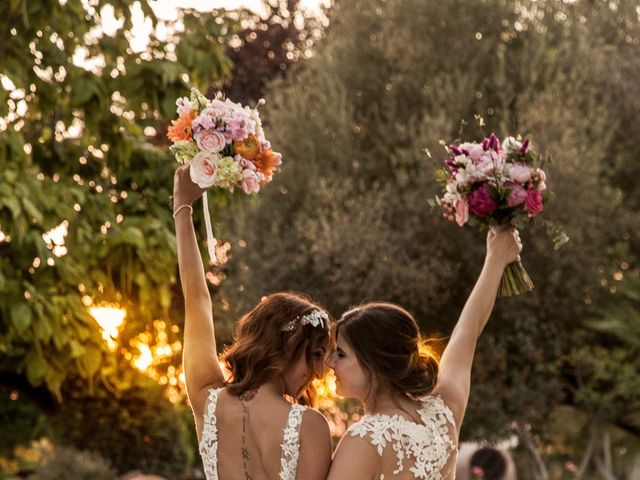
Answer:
173;165;332;480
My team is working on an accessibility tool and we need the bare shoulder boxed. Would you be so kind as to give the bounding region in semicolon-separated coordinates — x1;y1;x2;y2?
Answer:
328;432;379;480
301;407;331;435
297;408;332;480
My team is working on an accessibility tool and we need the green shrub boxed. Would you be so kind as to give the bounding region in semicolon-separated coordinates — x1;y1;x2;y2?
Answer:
51;378;191;478
29;446;116;480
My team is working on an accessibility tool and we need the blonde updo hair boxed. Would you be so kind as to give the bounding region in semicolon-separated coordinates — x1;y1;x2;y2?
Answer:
336;302;439;398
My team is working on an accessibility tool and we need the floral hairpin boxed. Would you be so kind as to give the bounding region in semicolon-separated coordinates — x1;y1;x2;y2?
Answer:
281;310;329;332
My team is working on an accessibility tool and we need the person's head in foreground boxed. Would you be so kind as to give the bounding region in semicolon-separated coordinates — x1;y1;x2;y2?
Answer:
328;302;439;406
222;291;331;405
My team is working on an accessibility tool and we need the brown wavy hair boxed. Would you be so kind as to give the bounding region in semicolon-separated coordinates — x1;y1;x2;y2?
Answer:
222;292;331;405
336;302;439;399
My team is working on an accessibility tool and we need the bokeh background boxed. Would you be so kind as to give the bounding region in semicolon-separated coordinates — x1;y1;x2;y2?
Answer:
0;0;639;479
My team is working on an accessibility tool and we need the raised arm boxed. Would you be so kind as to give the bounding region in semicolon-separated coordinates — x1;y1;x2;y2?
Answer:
433;228;521;431
173;165;225;431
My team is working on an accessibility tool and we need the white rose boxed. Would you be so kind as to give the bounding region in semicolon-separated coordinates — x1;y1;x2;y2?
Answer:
190;151;221;188
502;136;522;153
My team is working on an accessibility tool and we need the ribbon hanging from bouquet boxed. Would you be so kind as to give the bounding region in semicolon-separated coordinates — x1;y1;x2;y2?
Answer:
202;192;217;264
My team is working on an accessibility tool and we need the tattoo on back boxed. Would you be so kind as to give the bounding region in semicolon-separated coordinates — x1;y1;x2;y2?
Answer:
239;389;257;480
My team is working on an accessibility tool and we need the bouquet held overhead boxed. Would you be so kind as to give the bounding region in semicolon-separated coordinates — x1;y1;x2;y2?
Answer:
167;88;282;263
434;132;568;296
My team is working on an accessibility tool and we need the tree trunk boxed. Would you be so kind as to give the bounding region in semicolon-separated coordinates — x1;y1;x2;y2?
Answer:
574;423;597;480
516;419;549;480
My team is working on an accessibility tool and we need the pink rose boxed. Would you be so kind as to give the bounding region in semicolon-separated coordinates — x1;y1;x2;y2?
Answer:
507;183;527;207
195;130;226;152
454;198;469;226
240;168;260;194
524;188;543;216
189;151;220;188
509;163;532;183
468;183;498;217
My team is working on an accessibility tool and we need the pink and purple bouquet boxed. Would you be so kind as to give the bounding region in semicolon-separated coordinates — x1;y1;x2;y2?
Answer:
435;133;552;296
167;87;282;194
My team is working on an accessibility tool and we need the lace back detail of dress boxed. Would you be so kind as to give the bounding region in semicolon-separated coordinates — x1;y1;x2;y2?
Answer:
199;387;223;480
279;403;306;480
348;396;458;480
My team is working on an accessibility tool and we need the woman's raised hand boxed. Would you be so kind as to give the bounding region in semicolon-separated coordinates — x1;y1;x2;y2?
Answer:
173;164;206;210
486;227;523;269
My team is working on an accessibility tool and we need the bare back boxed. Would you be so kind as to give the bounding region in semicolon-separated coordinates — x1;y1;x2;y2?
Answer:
199;387;330;480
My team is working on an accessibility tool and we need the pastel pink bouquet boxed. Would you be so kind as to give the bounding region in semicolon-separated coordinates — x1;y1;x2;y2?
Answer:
167;88;282;262
168;87;282;193
435;133;557;296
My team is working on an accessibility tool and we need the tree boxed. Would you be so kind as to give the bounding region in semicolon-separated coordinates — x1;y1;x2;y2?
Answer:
222;0;330;105
218;0;640;475
0;0;234;398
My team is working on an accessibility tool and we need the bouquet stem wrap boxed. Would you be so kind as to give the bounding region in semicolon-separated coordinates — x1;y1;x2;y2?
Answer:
202;192;217;264
499;259;534;297
491;225;534;297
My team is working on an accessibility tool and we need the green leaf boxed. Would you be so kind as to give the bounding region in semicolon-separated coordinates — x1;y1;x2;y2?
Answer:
71;76;95;106
69;339;86;358
21;197;43;224
25;349;47;385
82;345;102;378
10;303;32;333
32;314;53;341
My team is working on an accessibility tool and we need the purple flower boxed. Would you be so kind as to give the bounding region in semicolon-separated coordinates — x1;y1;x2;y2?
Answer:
193;107;218;132
519;139;530;154
226;118;248;141
488;133;500;152
445;156;458;173
468;183;498;217
506;182;527;207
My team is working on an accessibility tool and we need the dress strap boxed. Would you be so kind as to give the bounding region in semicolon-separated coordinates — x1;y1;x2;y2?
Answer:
199;387;224;480
279;403;307;480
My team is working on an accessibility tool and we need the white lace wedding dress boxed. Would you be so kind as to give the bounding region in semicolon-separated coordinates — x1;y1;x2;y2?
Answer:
348;395;458;480
199;387;306;480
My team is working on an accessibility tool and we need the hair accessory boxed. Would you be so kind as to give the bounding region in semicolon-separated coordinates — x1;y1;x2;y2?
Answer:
282;310;329;332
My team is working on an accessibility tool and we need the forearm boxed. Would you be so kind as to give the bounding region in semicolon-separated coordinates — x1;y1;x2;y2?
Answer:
453;257;504;340
436;257;505;418
175;210;210;301
175;209;222;394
